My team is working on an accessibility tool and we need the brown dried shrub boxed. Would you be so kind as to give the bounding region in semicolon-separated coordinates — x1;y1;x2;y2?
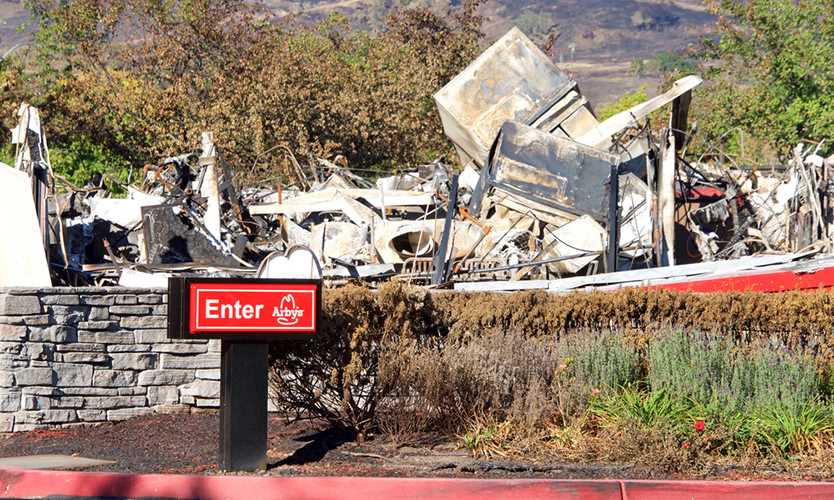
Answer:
377;329;638;441
269;283;433;438
431;289;834;356
13;1;484;182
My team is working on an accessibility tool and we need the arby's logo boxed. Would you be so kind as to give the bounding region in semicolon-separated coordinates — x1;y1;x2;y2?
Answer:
188;282;318;334
274;294;304;326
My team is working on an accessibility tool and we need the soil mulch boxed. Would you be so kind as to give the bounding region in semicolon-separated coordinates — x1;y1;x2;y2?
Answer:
0;412;823;480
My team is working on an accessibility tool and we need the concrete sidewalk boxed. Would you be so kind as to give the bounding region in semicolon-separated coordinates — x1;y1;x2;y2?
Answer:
0;454;114;470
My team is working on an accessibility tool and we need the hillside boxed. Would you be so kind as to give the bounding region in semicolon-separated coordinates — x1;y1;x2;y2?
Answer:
263;0;715;103
0;0;715;104
0;1;32;51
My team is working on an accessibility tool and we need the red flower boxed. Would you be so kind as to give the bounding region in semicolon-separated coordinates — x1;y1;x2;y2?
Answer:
694;420;705;433
681;441;690;449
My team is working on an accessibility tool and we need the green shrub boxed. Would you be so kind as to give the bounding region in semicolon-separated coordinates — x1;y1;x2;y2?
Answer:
647;331;820;415
586;330;831;459
690;0;834;162
49;136;132;193
598;86;650;121
653;52;697;75
561;331;640;395
751;402;834;457
591;388;688;430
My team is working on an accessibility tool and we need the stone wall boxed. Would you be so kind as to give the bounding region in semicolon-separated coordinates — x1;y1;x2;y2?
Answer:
0;287;221;432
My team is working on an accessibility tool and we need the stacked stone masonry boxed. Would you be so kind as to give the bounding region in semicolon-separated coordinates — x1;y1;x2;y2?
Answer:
0;287;220;432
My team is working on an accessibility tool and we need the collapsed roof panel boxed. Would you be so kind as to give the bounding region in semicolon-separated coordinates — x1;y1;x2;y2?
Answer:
576;75;702;148
433;27;582;167
471;121;620;222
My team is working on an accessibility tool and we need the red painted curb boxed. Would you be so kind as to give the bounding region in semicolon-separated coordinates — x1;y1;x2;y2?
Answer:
622;480;834;500
0;468;620;500
1;468;834;499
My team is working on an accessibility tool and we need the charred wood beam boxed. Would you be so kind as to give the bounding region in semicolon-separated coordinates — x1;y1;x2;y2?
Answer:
432;174;459;285
606;164;620;273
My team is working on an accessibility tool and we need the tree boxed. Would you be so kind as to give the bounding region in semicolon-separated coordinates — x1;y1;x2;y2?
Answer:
694;0;834;160
11;0;484;186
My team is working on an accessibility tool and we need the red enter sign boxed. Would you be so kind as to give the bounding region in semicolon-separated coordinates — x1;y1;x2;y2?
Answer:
188;282;318;335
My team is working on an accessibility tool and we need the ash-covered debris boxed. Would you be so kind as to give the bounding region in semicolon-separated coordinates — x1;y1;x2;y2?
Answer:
3;27;834;290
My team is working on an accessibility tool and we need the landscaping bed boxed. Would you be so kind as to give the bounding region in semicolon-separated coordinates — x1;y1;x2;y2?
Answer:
268;286;834;477
6;286;834;480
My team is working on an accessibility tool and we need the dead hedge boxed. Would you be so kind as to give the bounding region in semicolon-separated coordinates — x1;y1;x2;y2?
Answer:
432;287;834;343
269;284;834;434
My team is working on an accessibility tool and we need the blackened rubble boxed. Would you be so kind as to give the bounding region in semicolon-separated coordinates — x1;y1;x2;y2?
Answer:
3;28;833;289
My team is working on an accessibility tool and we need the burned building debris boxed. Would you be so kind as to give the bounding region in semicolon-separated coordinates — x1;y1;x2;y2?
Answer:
4;27;834;291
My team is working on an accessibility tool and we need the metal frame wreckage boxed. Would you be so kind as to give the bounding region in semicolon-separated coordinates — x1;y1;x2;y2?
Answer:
3;27;834;293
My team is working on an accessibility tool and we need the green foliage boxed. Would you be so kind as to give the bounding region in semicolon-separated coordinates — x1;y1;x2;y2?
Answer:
460;417;511;458
653;51;697;75
591;388;687;429
48;137;132;192
692;0;834;160
0;137;129;193
0;144;15;166
557;330;640;397
593;389;834;459
752;402;834;456
588;330;830;458
647;331;820;415
598;85;649;121
629;52;696;79
630;58;647;77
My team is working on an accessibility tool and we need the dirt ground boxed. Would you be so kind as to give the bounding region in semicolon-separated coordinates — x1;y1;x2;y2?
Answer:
0;413;641;478
1;412;828;481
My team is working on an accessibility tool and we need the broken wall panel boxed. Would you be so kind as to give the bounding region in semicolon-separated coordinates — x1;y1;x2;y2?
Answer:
87;189;165;228
12;103;51;253
0;163;51;286
141;205;239;267
310;221;369;263
471;121;620;222
618;173;653;259
542;215;607;274
248;189;433;218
